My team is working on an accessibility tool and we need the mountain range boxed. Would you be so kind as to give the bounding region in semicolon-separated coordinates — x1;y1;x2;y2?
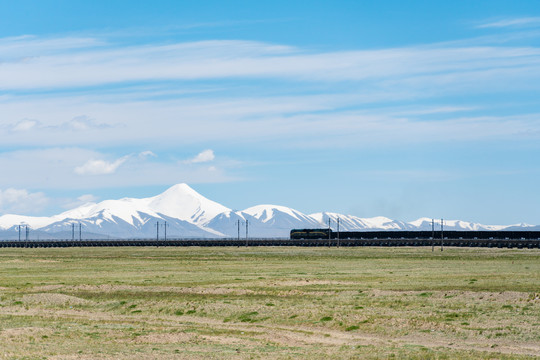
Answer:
0;183;537;239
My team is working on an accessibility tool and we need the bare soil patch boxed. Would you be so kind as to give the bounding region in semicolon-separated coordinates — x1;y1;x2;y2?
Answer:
22;293;90;306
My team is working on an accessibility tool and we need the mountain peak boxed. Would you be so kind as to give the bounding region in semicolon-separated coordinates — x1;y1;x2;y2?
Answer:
147;183;230;224
163;183;195;193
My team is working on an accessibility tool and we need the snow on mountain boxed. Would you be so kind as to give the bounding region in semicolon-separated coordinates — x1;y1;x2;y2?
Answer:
408;217;508;231
244;204;319;226
56;183;229;227
0;214;59;230
202;210;250;238
310;212;413;231
204;206;317;238
41;212;221;239
0;184;228;238
241;205;321;236
0;183;537;238
146;183;230;224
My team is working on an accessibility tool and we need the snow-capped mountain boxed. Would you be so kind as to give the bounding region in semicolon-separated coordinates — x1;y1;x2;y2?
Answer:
408;217;507;231
0;183;536;239
311;212;415;231
244;205;321;228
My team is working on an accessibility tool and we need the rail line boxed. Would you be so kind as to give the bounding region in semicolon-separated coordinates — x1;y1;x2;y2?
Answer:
0;238;539;248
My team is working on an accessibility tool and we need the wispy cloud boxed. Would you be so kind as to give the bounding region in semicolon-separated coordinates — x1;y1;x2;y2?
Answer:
4;115;114;133
74;156;129;175
1;30;540;191
2;35;540;91
138;150;157;159
1;94;540;150
477;17;540;29
0;188;49;215
185;149;215;164
7;118;42;132
61;194;99;209
59;115;113;131
0;148;237;190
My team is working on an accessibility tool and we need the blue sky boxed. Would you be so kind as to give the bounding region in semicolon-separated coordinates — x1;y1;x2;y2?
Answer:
1;0;540;224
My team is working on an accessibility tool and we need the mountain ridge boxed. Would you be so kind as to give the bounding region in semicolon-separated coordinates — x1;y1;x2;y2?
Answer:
0;183;536;239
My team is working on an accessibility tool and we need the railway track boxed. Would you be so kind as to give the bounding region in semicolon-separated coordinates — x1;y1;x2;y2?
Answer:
0;238;539;248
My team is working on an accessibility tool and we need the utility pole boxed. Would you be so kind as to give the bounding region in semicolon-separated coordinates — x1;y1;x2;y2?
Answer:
155;221;160;243
237;219;240;241
431;219;434;252
337;218;340;247
25;225;29;244
441;218;444;252
72;223;75;241
328;218;331;247
245;219;248;247
79;223;82;241
18;225;21;241
162;221;169;241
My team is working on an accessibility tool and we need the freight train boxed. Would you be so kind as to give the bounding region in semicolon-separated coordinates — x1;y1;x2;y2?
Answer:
290;229;540;240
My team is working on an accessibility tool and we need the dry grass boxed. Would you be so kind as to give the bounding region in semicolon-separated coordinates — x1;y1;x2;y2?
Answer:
0;246;538;359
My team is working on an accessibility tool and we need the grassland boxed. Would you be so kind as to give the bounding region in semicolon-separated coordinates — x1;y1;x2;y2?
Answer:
0;246;539;359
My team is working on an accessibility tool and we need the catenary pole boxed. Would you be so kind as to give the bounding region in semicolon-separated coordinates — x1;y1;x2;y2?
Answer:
432;219;434;252
441;218;444;252
328;218;331;247
337;218;339;247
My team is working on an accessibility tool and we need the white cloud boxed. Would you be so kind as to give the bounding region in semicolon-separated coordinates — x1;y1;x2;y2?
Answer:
77;194;98;203
8;118;41;132
0;35;104;59
138;150;157;159
186;149;215;164
0;147;236;190
477;17;540;29
0;188;49;215
74;156;129;175
4;115;113;134
0;34;540;150
2;35;540;91
61;194;99;209
59;115;112;131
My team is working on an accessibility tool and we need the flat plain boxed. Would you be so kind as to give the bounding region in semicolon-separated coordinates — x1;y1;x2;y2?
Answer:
0;246;539;359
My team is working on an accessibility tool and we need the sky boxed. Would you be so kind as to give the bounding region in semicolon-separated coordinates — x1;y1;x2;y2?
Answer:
1;0;540;224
